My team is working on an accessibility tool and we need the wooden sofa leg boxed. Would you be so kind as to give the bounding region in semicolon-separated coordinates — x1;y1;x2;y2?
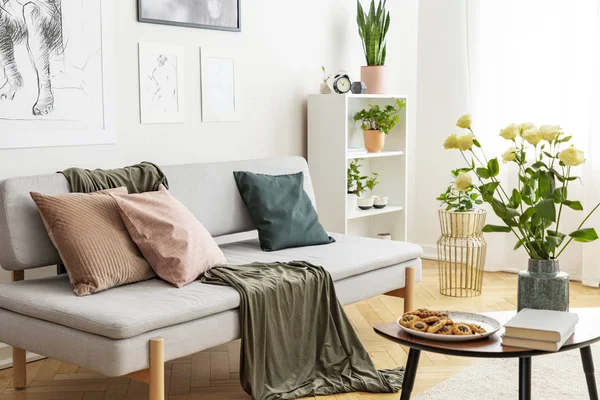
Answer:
403;267;415;313
11;271;27;390
149;338;165;400
384;266;416;313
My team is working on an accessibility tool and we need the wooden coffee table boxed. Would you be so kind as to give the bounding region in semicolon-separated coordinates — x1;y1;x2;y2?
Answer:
374;308;600;400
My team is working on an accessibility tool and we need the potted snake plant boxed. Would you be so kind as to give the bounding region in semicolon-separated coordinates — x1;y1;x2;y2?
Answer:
357;0;390;94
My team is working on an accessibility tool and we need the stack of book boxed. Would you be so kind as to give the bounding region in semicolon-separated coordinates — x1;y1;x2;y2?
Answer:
501;309;579;352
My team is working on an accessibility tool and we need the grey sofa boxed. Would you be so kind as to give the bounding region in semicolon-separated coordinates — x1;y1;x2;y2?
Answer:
0;156;422;400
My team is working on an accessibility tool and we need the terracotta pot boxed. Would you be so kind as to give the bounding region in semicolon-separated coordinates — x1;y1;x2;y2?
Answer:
361;66;387;94
363;130;385;153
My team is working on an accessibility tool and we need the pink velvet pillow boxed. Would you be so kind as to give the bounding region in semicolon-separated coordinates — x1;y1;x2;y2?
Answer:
110;185;226;287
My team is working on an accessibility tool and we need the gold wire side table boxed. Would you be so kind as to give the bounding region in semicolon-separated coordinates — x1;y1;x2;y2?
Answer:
437;209;487;297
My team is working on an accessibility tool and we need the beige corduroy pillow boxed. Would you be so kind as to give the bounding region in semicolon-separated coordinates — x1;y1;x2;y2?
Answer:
30;188;156;296
110;185;227;288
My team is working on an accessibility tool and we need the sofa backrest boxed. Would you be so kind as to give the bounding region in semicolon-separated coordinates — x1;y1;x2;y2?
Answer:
0;156;314;271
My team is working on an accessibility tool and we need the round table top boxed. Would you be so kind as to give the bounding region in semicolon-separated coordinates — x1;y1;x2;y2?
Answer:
374;308;600;358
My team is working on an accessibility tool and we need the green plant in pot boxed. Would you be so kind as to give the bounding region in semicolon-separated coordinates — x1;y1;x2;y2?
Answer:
357;0;390;94
353;99;405;153
347;159;379;211
443;115;600;311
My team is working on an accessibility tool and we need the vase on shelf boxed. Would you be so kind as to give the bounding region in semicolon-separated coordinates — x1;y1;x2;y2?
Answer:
437;209;487;297
361;66;387;94
346;193;358;214
517;259;569;312
363;130;384;153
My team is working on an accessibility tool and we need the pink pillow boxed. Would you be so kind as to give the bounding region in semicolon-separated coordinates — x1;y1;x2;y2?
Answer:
110;185;226;287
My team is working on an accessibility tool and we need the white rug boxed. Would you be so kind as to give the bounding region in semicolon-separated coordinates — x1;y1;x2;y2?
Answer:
414;345;599;399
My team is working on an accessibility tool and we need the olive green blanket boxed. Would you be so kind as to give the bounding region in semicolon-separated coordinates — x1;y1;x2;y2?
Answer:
201;261;403;400
59;161;168;193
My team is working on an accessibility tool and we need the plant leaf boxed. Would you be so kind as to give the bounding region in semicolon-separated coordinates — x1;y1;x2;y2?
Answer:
569;228;599;243
483;224;512;233
534;198;556;222
488;158;500;177
563;200;583;211
476;168;491;179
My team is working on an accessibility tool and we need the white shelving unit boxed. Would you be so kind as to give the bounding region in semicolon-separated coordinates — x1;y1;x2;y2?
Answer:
308;94;410;241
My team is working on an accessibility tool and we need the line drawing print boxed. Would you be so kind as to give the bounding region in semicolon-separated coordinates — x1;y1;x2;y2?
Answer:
0;0;103;122
143;53;178;114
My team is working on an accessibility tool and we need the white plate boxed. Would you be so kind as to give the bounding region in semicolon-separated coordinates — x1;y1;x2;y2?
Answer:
397;311;502;342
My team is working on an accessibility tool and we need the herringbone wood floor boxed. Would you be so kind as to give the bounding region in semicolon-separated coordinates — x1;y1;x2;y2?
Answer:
1;260;599;400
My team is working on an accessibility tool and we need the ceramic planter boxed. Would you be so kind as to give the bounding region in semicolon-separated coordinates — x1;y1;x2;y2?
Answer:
361;66;387;94
363;130;385;153
518;259;569;312
346;193;358;214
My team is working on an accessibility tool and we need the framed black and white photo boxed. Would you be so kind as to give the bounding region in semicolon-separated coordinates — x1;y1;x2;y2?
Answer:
139;43;186;124
138;0;241;32
0;0;116;149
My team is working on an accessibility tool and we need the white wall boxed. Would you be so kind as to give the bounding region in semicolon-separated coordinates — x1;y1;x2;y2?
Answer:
415;0;471;258
0;0;418;275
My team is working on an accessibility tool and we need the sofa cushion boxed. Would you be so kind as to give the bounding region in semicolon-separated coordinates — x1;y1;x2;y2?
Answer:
233;171;334;251
220;233;422;281
0;234;422;340
29;188;155;296
111;185;227;288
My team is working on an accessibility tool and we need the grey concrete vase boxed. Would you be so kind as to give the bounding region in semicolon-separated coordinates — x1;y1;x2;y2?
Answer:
517;259;569;311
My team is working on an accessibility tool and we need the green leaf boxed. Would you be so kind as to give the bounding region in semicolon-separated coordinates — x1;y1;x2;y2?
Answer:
534;199;556;222
569;228;599;243
488;158;500;177
547;230;566;240
476;168;491;179
491;198;519;219
473;139;482;148
511;189;522;207
482;224;512;233
531;161;546;170
538;171;555;198
520;207;536;224
563;200;583;211
546;235;564;251
479;182;499;202
513;238;527;250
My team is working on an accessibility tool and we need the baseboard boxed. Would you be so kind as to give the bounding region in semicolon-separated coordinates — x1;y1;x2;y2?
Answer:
0;343;45;371
420;244;438;260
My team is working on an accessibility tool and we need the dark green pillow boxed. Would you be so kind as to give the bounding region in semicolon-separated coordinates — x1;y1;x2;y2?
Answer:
233;171;335;251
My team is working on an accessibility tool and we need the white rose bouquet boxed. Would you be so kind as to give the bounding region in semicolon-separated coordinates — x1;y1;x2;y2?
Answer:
443;115;600;260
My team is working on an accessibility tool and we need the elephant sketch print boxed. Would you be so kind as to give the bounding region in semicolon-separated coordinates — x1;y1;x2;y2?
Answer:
142;53;179;115
0;0;104;124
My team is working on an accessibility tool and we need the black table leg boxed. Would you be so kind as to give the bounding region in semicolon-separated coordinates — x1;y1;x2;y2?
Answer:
519;357;532;400
400;348;421;400
580;346;599;400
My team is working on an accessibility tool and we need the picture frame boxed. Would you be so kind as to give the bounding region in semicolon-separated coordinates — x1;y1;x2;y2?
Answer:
138;43;186;124
0;0;116;149
200;48;241;122
138;0;241;32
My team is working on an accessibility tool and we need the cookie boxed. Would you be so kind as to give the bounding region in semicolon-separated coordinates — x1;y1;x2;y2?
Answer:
435;325;454;335
404;308;430;316
422;316;441;324
409;321;429;332
453;323;473;335
427;319;450;333
469;324;487;334
399;314;421;327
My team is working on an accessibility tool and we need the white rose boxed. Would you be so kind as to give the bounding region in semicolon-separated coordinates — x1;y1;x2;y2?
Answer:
443;133;459;150
559;146;585;166
518;123;537;133
455;172;473;191
457;134;475;151
499;124;519;140
539;125;563;142
502;147;517;163
456;114;472;129
522;128;542;146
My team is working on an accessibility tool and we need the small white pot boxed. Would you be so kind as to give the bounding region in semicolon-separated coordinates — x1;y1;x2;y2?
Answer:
371;195;388;209
357;197;375;210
